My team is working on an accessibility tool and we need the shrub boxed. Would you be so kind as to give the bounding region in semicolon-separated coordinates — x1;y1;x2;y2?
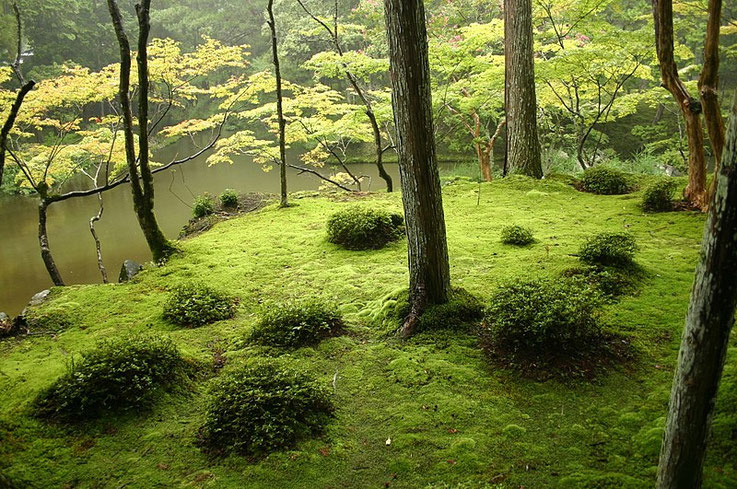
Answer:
642;179;678;212
34;335;186;420
220;189;239;209
563;266;640;299
481;279;603;359
386;288;484;333
581;166;632;195
579;232;638;267
198;359;334;455
250;299;344;348
193;193;215;218
326;205;404;250
163;283;237;327
500;225;535;246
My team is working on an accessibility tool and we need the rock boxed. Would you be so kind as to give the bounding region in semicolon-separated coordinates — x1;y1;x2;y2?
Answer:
119;260;143;283
28;289;51;307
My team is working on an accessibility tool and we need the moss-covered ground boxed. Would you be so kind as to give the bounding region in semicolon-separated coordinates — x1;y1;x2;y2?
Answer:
1;176;735;488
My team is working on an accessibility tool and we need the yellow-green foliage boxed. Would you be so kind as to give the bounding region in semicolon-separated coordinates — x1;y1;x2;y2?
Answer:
1;178;734;488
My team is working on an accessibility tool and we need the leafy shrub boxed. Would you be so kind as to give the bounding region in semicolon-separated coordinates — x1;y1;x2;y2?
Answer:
34;335;186;420
250;299;344;348
581;166;632;195
163;283;237;327
500;225;535;246
198;359;334;455
386;288;484;333
563;266;640;299
579;232;638;267
193;193;215;218
326;205;404;250
642;179;678;212
220;189;239;209
481;279;603;359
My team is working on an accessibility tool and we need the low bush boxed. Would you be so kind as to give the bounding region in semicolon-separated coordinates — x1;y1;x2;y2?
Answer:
581;166;632;195
193;193;215;218
198;359;334;455
579;232;638;267
326;205;404;250
220;189;239;209
563;265;641;299
163;283;237;327
481;279;603;357
500;225;535;246
642;179;678;212
34;335;187;420
249;299;344;348
386;288;484;333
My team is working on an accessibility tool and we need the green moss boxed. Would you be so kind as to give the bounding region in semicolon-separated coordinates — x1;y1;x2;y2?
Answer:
0;180;734;488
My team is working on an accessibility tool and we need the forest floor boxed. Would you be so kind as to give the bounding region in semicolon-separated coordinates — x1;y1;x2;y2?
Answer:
1;176;735;488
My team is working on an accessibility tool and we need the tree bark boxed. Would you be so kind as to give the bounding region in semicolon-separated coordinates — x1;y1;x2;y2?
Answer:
384;0;451;337
267;0;289;208
0;80;35;187
89;194;109;284
653;0;708;210
107;0;172;261
699;0;725;186
38;199;64;286
504;0;543;179
656;96;737;488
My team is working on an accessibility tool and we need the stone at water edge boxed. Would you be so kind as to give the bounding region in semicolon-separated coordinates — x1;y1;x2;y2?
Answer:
119;260;143;283
28;289;51;306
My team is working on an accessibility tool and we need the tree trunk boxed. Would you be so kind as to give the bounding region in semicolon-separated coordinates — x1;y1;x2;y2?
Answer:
699;0;725;188
0;80;35;187
107;0;172;262
504;0;543;179
384;0;451;338
653;0;708;210
89;194;109;284
38;199;64;286
267;0;289;208
656;96;737;488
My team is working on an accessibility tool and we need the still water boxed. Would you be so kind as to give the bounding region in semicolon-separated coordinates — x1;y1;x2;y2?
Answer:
0;147;408;316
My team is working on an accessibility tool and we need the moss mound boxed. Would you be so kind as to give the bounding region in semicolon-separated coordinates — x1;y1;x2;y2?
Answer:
249;299;344;348
34;335;188;421
500;224;535;246
385;287;484;334
581;166;633;195
579;232;638;267
198;359;334;456
642;179;678;212
326;205;404;250
163;282;238;327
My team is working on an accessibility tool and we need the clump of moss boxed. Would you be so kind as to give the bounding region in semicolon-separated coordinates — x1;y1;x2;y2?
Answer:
197;359;334;456
642;179;678;212
326;205;404;250
163;283;238;327
480;279;627;378
579;232;638;267
500;225;535;246
563;265;642;300
193;193;215;218
581;166;633;195
249;299;344;348
34;334;188;421
385;287;484;334
219;189;239;209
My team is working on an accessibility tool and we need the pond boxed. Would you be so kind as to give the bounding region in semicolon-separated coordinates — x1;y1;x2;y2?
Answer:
0;145;421;316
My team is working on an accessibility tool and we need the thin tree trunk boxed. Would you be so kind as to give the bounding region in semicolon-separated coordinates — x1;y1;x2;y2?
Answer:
0;81;34;187
504;0;543;178
384;0;451;338
653;0;708;210
267;0;289;208
38;200;64;286
656;96;737;488
89;194;109;284
107;0;172;261
699;0;725;189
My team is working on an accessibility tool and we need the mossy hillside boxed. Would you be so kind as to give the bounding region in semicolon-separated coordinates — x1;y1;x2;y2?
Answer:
1;177;735;488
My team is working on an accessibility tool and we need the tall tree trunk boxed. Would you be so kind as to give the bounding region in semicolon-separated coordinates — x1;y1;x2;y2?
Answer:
699;0;725;186
38;199;64;286
656;96;737;488
384;0;451;338
504;0;543;179
653;0;708;210
267;0;289;208
107;0;172;261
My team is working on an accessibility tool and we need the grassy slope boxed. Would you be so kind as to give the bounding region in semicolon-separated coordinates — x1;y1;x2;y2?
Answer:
1;177;735;489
